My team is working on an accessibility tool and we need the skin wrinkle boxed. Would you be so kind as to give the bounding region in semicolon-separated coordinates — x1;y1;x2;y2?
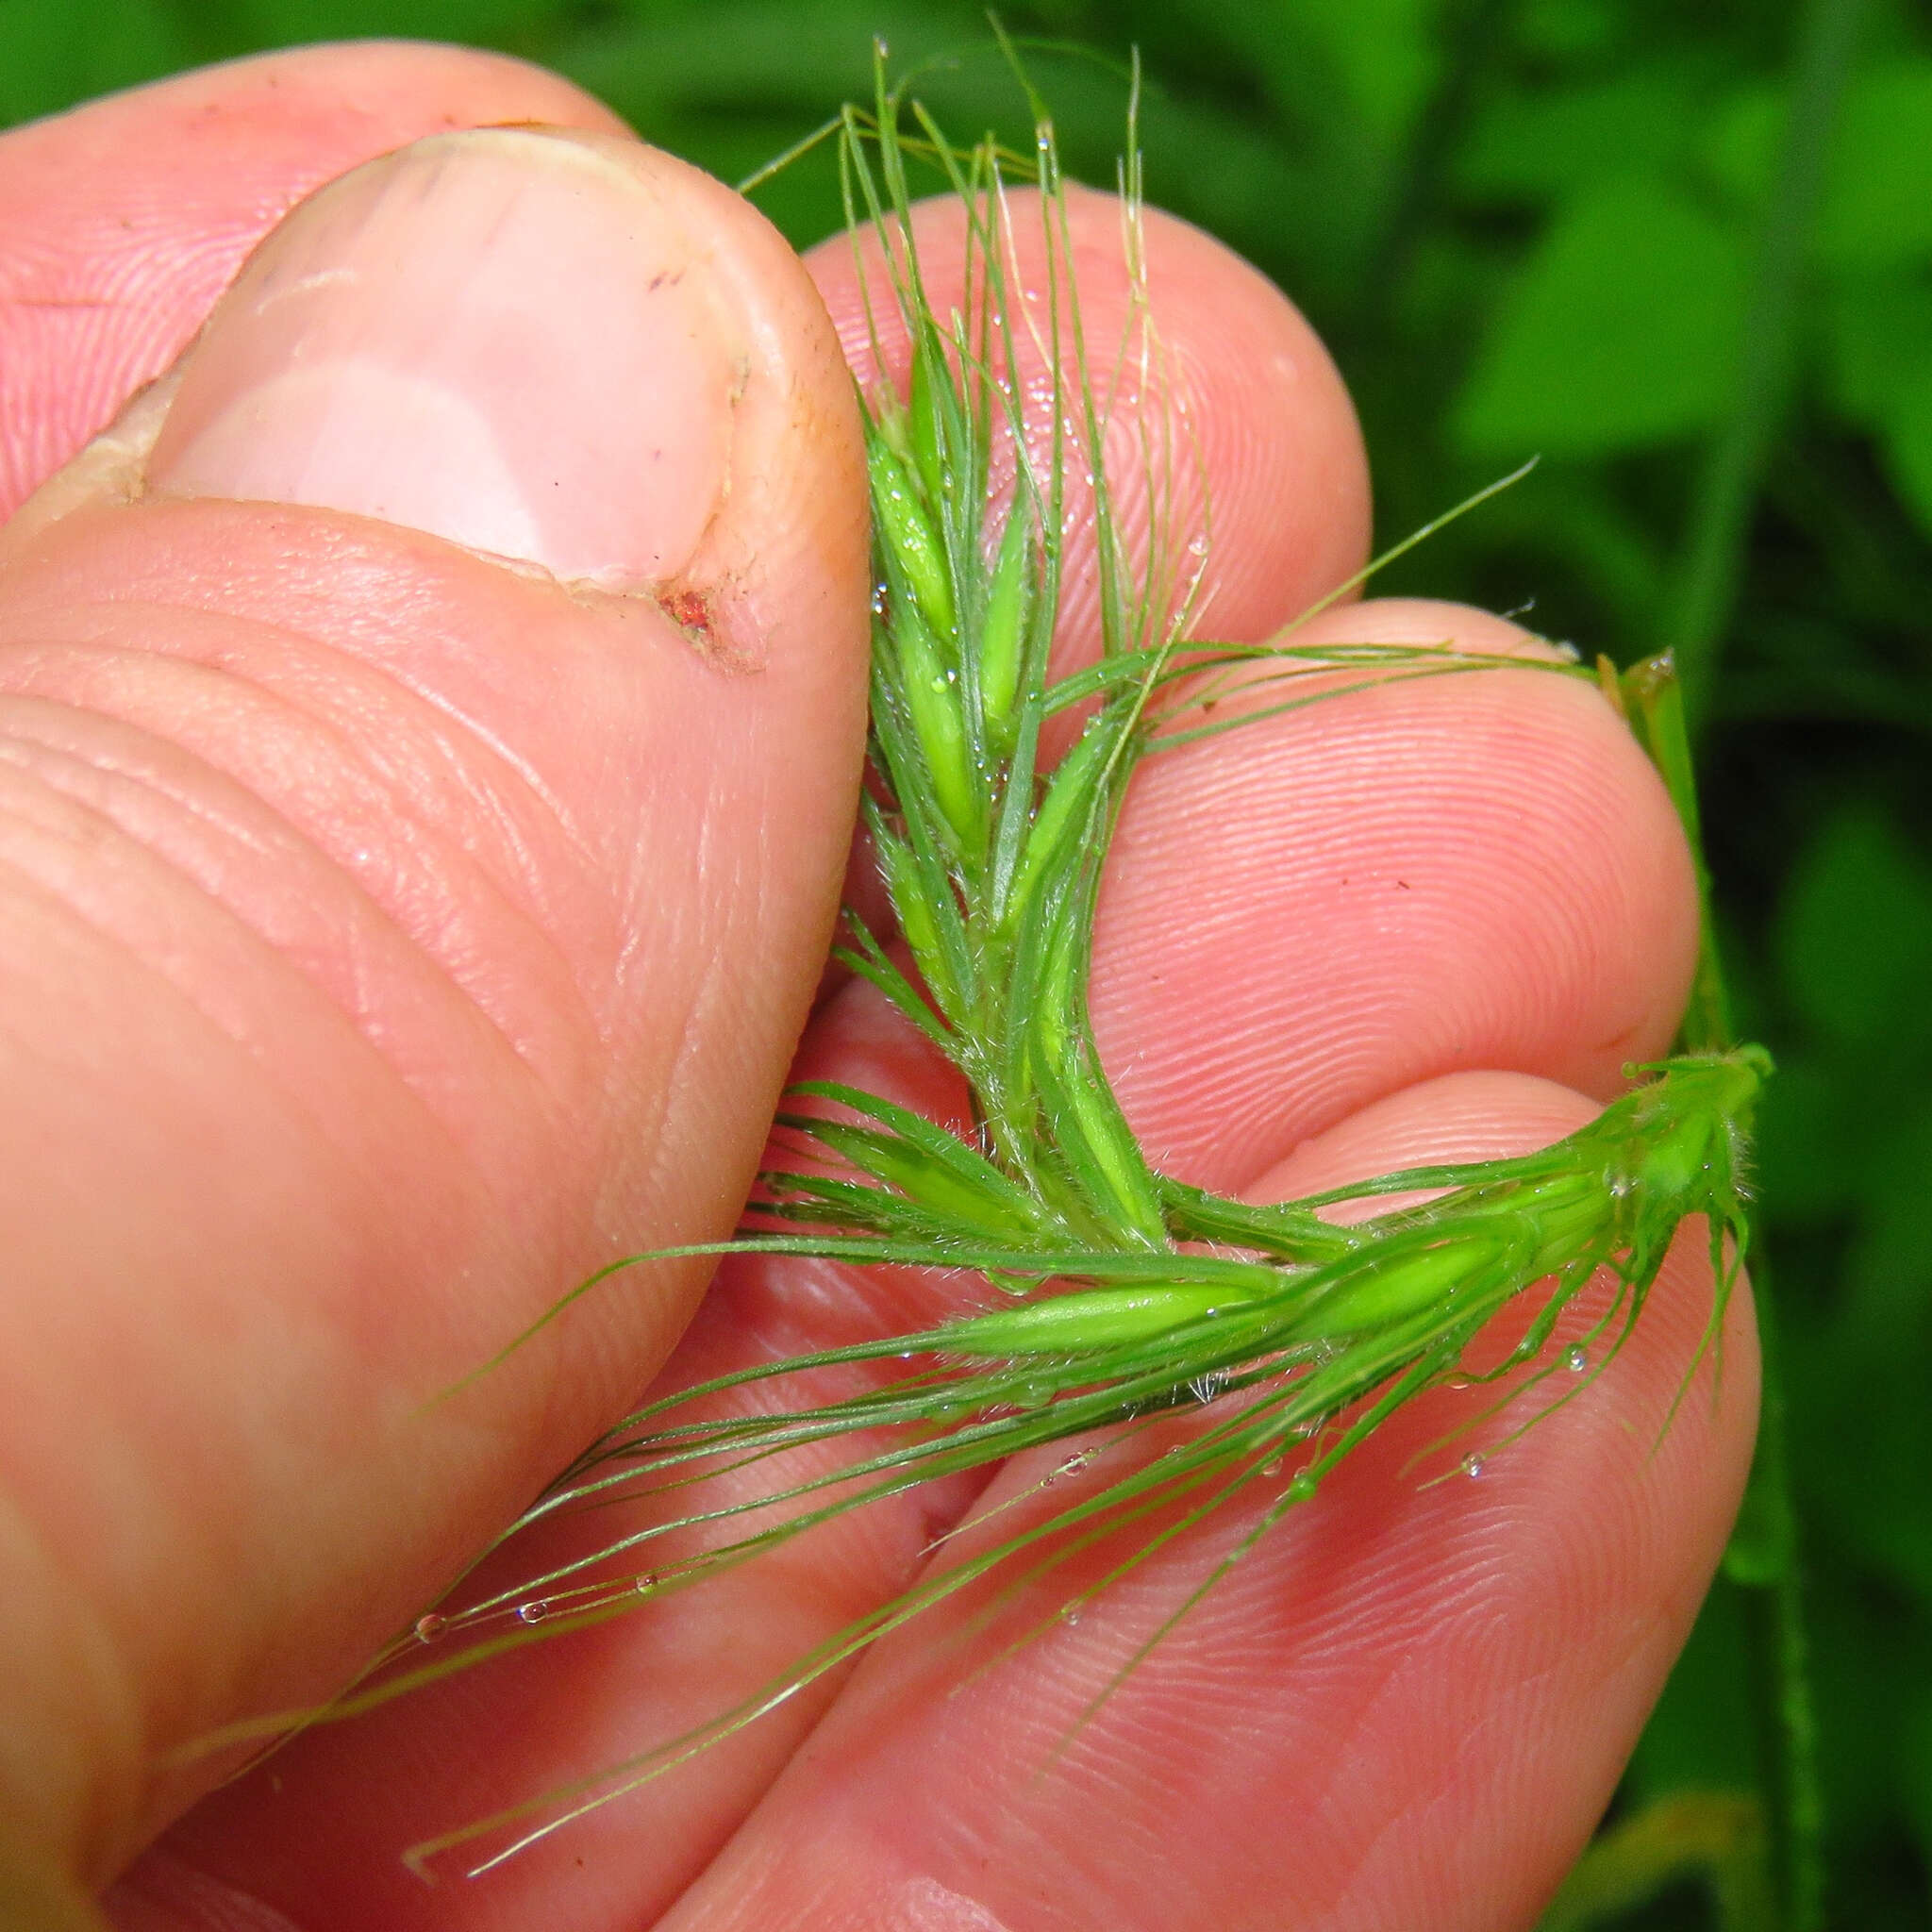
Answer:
881;1876;1016;1932
1331;1604;1624;1931
0;570;581;922
625;938;729;1245
1290;1641;1456;1924
0;672;602;1429
611;736;758;1222
374;668;594;877
236;624;591;935
1;50;631;518
0;689;347;872
0;752;482;1194
0;620;602;1125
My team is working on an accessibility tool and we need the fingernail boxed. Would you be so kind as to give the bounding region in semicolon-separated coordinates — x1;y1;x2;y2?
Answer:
147;128;747;591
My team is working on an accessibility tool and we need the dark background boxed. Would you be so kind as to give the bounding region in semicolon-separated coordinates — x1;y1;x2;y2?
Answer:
4;1;1926;1925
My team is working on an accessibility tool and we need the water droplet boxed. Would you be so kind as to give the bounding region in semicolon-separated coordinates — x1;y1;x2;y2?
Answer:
413;1612;447;1644
1289;1472;1318;1503
1260;1457;1284;1478
1565;1345;1589;1374
634;1573;658;1594
1462;1453;1487;1480
1186;534;1209;558
517;1599;551;1625
1060;1603;1081;1626
1054;1447;1097;1480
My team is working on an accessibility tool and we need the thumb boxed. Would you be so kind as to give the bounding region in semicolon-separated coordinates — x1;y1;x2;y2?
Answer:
0;126;867;1893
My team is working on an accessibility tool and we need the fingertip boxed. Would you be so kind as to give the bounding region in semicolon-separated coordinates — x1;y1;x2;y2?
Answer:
100;127;856;656
803;183;1370;662
1091;596;1701;1181
0;42;630;521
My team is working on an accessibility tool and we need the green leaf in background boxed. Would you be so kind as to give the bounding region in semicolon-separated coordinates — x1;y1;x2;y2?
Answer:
1822;270;1932;425
1453;174;1749;458
1775;807;1932;1048
1818;59;1932;268
1454;65;1704;208
1540;1790;1773;1932
1880;363;1932;540
1276;0;1439;147
1802;1096;1932;1601
1705;57;1932;269
234;0;557;42
0;0;191;125
1759;808;1932;1229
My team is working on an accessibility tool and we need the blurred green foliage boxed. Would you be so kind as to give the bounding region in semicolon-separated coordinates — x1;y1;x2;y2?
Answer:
4;0;1927;1924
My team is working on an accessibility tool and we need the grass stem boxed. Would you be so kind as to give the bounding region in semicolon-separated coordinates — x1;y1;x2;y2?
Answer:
1666;0;1872;724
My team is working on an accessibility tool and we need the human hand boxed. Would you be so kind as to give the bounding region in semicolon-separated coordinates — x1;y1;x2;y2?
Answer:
0;42;1757;1932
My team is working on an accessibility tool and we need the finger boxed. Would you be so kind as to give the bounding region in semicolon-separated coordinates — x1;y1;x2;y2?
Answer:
803;185;1374;666
0;125;868;1896
0;41;625;519
653;1074;1759;1932
1093;595;1701;1172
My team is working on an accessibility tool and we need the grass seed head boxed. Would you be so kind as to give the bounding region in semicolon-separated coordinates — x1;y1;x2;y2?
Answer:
288;53;1774;1878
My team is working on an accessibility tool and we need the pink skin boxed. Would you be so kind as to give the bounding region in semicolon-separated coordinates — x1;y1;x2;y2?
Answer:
0;43;1757;1932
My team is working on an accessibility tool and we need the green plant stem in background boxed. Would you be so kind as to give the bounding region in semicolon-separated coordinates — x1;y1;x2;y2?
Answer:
1658;3;1872;1923
1360;0;1516;315
1732;1257;1824;1932
1613;656;1732;1056
1569;655;1819;1932
1668;0;1873;726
